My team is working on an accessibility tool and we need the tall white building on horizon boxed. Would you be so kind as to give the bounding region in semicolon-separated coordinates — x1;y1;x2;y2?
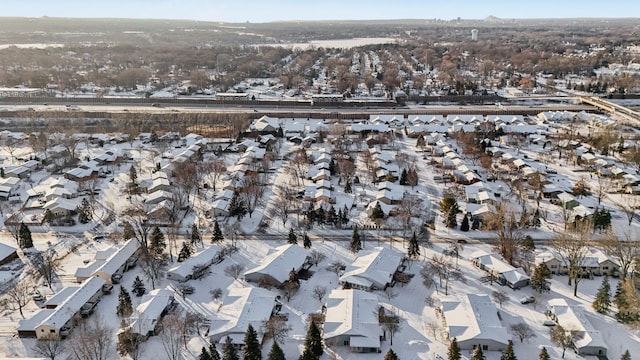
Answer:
471;28;479;41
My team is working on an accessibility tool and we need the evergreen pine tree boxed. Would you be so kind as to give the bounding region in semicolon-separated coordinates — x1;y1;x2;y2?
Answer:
470;346;486;360
460;214;470;232
342;205;349;224
242;324;262;360
471;216;481;230
288;228;298;245
18;222;33;248
370;201;385;220
416;134;426;148
210;343;221;360
199;346;213;360
344;179;352;193
440;196;459;229
531;264;552;293
500;340;517;360
132;276;146;297
303;233;312;249
178;242;193;262
228;190;247;220
267;341;285;360
116;286;133;317
212;220;224;243
123;221;135;240
191;224;202;246
447;338;461;360
78;198;92;224
222;336;239;360
408;231;420;260
400;169;408;185
149;226;166;256
326;206;337;225
350;226;362;253
592;275;611;314
538;347;550;360
621;350;631;360
129;165;137;183
614;281;627;309
384;349;399;360
301;321;323;360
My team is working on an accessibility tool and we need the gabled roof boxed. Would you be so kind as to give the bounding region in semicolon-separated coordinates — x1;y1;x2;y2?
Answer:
323;289;380;348
339;247;404;289
167;245;222;280
37;277;106;329
244;244;309;284
547;298;607;351
208;287;276;343
130;289;175;336
441;294;508;345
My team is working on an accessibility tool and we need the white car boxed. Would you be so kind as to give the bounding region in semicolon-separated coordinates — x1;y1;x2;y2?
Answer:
519;296;535;304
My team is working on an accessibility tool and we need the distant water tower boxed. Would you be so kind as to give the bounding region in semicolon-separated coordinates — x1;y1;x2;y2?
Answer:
471;29;479;41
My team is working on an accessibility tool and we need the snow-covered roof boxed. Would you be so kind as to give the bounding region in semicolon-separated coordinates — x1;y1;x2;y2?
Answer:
469;251;514;275
440;294;508;346
0;242;17;261
93;238;140;279
130;289;175;336
43;286;79;309
167;245;222;280
208;287;276;344
547;298;607;352
339;247;404;290
323;289;381;349
37;277;106;330
244;244;309;285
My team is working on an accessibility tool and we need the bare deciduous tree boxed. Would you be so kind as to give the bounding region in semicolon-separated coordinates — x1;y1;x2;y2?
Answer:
602;232;640;280
224;264;245;280
492;290;509;308
139;252;165;289
32;335;66;360
421;254;465;296
552;227;590;297
312;286;327;303
241;172;264;218
5;280;31;318
261;317;292;344
31;250;61;290
159;315;186;360
510;322;536;343
199;158;227;191
425;319;440;341
327;261;345;276
67;317;113;360
310;250;326;267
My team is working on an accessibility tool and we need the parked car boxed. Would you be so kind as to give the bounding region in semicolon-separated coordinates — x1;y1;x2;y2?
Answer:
178;284;195;295
102;284;114;294
31;290;46;302
543;320;557;326
520;296;535;304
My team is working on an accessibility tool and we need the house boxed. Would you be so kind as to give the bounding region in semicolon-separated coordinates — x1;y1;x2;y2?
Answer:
0;242;19;266
145;190;173;205
547;298;607;357
27;277;106;339
323;289;383;353
43;287;79;309
244;244;310;287
129;289;176;339
440;294;508;351
42;198;77;217
74;239;140;283
339;247;406;291
470;251;530;289
167;245;223;282
250;116;279;132
535;248;617;277
147;177;171;193
556;192;580;209
208;287;278;346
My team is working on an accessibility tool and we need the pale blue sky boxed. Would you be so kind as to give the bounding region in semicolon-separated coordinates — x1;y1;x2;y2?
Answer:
3;0;639;22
